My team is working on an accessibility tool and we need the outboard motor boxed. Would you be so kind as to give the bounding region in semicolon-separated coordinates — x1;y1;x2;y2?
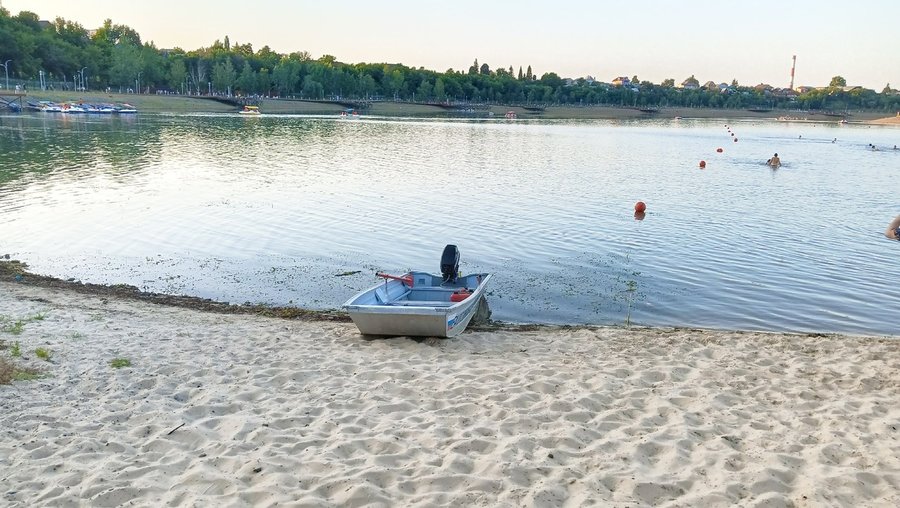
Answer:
440;244;460;283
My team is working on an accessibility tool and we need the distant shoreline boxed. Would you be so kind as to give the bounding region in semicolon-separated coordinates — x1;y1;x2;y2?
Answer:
15;90;899;124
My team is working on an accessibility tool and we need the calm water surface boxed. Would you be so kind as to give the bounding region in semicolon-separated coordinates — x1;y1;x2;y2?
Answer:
1;112;899;335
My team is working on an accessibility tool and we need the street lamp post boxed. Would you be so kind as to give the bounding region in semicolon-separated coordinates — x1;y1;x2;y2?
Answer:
1;60;10;91
136;71;142;94
79;67;87;91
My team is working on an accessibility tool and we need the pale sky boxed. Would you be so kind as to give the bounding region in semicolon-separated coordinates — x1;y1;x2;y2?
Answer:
6;0;899;90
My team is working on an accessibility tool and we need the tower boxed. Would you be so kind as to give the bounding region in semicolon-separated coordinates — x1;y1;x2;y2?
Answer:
789;55;796;90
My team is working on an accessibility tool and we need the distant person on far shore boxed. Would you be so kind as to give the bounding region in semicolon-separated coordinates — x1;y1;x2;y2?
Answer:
767;153;781;167
885;215;900;240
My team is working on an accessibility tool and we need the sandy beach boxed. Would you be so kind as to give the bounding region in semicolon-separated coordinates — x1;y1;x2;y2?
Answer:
1;280;898;507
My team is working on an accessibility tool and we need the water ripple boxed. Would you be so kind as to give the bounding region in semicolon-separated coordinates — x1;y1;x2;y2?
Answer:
2;113;900;335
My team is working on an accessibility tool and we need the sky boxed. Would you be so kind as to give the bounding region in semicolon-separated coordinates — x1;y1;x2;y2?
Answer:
5;0;900;90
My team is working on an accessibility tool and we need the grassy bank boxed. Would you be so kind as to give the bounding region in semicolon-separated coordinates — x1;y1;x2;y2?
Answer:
16;90;898;123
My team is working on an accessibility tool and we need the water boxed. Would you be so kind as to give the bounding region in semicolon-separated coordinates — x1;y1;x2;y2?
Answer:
1;112;899;335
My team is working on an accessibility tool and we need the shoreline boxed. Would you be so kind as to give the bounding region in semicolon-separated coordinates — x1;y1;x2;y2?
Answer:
3;260;895;338
16;90;899;123
1;277;898;506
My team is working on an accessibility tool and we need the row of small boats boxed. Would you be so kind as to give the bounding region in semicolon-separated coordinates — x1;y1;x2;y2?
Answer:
26;101;137;114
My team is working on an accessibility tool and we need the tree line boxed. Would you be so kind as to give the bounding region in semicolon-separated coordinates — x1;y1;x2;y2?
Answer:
2;8;899;112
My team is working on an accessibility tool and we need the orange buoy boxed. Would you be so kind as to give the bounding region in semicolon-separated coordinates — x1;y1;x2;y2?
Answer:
634;201;646;213
699;160;706;168
716;148;723;153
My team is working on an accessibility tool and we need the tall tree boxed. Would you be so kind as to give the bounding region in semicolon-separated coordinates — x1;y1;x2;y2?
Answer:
167;55;188;92
433;77;445;100
211;58;236;94
416;78;432;100
387;69;405;98
272;58;300;95
235;61;256;94
256;68;271;95
109;43;141;88
829;76;847;87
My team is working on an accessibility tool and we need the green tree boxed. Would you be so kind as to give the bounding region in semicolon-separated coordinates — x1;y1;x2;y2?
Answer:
301;74;322;98
211;58;236;94
167;55;188;92
93;19;141;45
256;68;271;95
358;73;377;98
235;61;256;94
539;72;562;89
109;43;141;88
272;58;299;95
387;69;405;99
416;78;432;100
829;76;846;87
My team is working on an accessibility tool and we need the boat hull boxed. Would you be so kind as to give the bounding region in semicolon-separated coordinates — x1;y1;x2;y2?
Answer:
343;272;491;338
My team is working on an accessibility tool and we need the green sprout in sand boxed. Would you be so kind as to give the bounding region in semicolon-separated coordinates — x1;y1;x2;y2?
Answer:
110;358;132;369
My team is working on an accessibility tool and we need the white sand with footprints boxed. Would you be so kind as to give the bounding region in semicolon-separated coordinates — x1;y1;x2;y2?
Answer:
1;280;899;507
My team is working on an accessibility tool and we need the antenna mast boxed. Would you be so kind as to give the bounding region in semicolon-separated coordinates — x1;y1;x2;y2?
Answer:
789;55;796;90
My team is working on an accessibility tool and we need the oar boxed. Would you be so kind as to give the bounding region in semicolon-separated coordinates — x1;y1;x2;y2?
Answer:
376;272;413;286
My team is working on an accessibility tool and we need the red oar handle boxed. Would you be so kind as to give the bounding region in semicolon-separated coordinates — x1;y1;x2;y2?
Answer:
375;272;413;286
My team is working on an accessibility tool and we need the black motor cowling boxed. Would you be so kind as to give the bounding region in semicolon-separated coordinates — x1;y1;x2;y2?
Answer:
440;244;460;283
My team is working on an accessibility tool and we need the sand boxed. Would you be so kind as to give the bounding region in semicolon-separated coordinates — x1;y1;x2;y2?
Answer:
1;280;899;507
869;116;900;126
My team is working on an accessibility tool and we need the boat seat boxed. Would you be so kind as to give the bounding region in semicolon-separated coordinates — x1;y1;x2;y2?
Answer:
385;289;411;303
409;287;470;293
389;300;456;307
